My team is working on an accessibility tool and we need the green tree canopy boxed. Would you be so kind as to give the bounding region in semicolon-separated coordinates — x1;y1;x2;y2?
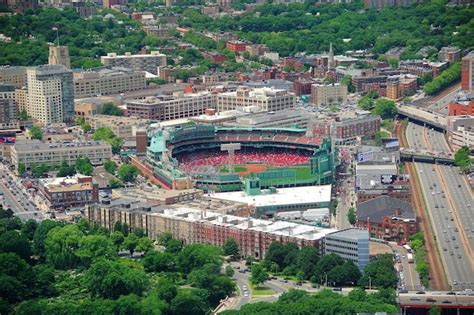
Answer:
223;237;240;260
101;102;123;116
93;127;123;154
104;160;117;174
374;99;397;120
75;157;93;176
44;224;83;269
250;264;268;286
29;126;43;140
117;164;140;183
84;259;148;299
454;146;471;171
348;207;357;225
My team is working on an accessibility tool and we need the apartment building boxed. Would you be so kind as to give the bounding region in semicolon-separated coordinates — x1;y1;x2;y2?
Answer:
126;91;215;121
0;98;17;124
449;93;474;116
38;175;99;209
101;51;167;75
84;115;149;138
0;83;16;102
216;87;295;112
324;228;369;270
73;67;146;98
0;66;27;88
86;199;338;258
245;44;269;57
462;51;474;92
26;65;74;124
311;83;348;106
11;140;112;170
447;115;474;151
226;41;247;52
438;46;461;62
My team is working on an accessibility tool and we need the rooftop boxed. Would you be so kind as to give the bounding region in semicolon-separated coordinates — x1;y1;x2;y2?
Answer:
326;228;369;240
14;140;110;152
39;175;94;192
211;185;332;208
357;195;415;224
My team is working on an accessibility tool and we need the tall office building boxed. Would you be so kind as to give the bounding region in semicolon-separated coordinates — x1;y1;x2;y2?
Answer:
26;65;74;124
49;45;71;69
461;51;474;92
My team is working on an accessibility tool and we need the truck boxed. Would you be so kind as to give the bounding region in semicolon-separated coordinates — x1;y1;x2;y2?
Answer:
403;244;412;253
407;253;414;263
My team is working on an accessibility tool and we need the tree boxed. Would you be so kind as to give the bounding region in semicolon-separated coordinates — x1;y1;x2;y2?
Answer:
424;62;461;95
454;146;471;171
170;289;209;315
29;126;43;140
374;99;397;120
341;75;355;93
117;164;140;183
136;237;154;253
17;163;26;176
85;259;148;299
75;157;93;176
225;265;235;277
101;102;123;116
250;264;268;287
76;234;115;267
157;279;178;303
358;96;374;110
21;219;38;240
57;160;76;177
110;231;125;249
44;225;83;269
104;160;117;174
33;220;63;258
295;246;319;280
18;109;29;121
0;230;32;261
359;254;398;289
314;253;344;284
223;237;240;260
123;233;139;255
93;127;123;154
108;178;123;188
143;251;175;273
177;244;222;274
0;253;35;304
348;207;357;225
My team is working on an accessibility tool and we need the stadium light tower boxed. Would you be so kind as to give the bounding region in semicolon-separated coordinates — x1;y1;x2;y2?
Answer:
220;143;241;173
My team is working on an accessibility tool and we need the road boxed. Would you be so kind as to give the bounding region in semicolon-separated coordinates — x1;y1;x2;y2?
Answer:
0;167;44;221
390;243;422;291
405;122;474;290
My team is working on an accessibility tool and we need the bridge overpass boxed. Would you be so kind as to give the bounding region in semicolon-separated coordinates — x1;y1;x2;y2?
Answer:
400;148;455;164
398;105;447;131
398;291;474;315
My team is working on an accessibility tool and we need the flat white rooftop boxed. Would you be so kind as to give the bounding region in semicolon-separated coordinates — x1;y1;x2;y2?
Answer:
211;185;332;208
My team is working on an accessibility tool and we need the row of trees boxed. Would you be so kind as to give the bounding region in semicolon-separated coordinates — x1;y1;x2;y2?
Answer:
93;127;123;154
410;232;429;288
17;158;93;178
0;208;235;315
423;62;461;95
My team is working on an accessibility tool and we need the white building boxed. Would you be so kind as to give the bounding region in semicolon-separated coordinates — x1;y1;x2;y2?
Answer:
26;65;74;124
216;87;295;112
101;51;167;75
11;140;112;170
311;83;348;106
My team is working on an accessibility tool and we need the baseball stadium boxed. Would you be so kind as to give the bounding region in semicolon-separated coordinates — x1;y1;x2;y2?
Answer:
140;125;337;192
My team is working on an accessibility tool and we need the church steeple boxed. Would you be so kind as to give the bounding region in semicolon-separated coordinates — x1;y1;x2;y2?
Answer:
328;42;335;69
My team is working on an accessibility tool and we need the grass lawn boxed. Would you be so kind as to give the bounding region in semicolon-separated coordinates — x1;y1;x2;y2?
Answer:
220;165;248;173
250;284;275;296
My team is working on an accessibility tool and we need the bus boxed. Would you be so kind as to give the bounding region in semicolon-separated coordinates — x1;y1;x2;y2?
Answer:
403;244;412;253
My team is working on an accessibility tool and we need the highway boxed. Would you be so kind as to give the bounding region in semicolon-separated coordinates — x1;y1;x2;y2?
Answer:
406;122;474;290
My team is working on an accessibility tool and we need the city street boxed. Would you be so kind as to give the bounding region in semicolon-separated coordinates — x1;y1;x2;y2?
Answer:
0;165;44;221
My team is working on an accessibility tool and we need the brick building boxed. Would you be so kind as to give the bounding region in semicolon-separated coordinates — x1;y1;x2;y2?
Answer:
86;200;338;258
226;41;247;52
293;80;314;96
462;51;474;92
449;94;474;116
356;195;417;244
38;175;99;209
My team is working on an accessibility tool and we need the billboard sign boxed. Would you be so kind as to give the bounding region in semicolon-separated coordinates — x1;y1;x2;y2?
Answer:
357;150;374;163
383;138;400;149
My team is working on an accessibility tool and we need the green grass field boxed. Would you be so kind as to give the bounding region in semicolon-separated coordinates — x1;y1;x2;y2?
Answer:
250;284;275;296
219;164;313;182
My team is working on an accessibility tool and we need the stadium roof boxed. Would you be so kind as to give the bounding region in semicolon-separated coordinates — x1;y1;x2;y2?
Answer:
211;185;332;208
215;126;306;133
